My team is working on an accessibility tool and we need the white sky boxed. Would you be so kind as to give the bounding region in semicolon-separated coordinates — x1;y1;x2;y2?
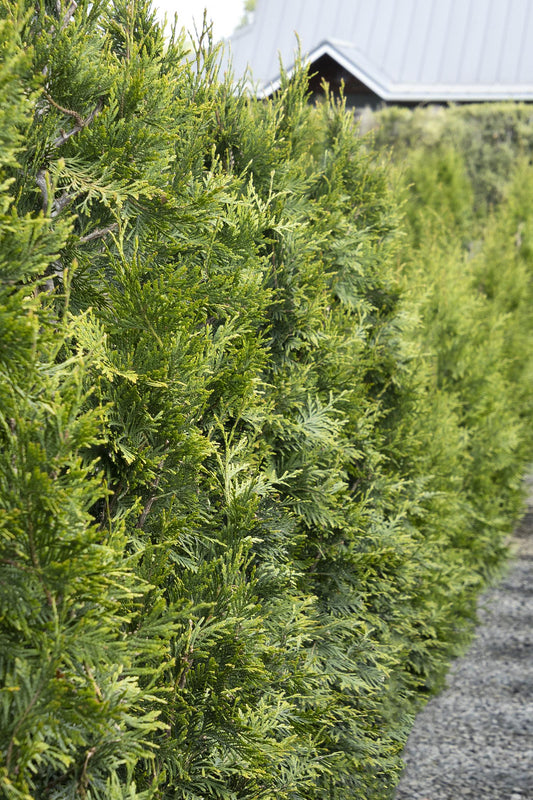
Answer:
152;0;246;40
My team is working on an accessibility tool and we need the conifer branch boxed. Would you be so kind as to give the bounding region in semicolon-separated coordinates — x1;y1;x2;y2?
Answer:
177;650;193;689
0;558;34;573
51;191;72;218
31;175;66;290
176;620;195;690
44;91;84;128
60;0;77;30
136;480;161;530
84;663;103;700
6;682;45;772
78;746;96;798
42;92;103;148
79;224;118;244
136;449;168;529
36;169;73;218
27;520;55;606
35;169;50;213
104;480;123;527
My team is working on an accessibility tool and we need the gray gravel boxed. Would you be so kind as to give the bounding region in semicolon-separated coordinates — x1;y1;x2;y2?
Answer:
394;483;533;800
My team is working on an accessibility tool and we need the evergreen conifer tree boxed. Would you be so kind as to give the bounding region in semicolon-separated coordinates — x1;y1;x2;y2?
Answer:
1;2;532;799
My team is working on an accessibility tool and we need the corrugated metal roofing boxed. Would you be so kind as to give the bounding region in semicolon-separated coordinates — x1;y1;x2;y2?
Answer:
221;0;533;101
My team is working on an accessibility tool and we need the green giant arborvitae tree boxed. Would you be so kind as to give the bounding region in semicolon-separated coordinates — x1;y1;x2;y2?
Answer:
1;2;332;797
1;2;532;799
0;9;169;798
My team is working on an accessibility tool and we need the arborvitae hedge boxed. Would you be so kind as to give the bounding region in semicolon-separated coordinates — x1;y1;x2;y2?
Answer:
370;101;533;213
1;3;532;799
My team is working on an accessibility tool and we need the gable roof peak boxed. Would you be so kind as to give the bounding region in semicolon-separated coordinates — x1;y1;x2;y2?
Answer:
224;0;533;103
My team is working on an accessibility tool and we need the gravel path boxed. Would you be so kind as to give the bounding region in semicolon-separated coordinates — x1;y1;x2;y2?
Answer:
394;485;533;800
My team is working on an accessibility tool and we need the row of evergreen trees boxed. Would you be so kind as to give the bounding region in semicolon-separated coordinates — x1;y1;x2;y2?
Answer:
1;1;532;798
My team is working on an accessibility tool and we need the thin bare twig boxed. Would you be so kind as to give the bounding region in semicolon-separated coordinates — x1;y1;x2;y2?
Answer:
136;449;169;529
43;90;84;127
136;486;160;530
78;746;96;799
44;94;103;148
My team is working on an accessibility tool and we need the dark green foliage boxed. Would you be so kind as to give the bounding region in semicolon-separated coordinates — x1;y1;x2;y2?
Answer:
1;3;532;799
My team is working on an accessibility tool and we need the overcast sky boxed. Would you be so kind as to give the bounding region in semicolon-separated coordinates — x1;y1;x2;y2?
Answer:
152;0;246;40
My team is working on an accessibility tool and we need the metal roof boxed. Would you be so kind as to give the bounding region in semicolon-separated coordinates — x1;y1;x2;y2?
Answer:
221;0;533;101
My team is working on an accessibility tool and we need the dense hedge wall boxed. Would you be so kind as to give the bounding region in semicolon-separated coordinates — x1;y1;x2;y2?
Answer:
1;3;532;799
372;101;533;479
370;101;533;212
